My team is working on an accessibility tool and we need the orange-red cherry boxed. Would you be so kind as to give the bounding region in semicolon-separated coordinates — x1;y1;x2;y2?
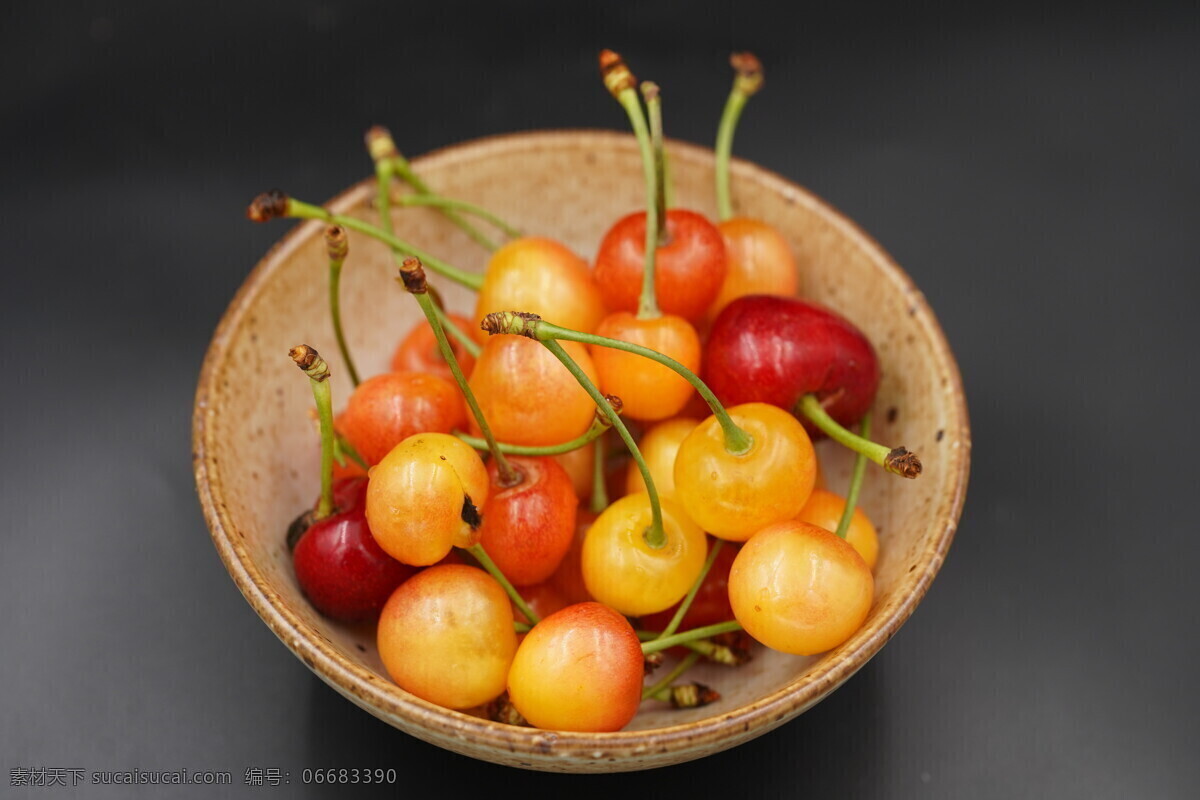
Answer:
337;372;466;466
706;217;798;321
390;312;477;383
590;313;701;421
593;209;727;322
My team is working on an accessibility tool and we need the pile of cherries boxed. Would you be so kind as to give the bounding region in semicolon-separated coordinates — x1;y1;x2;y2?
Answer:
249;51;921;733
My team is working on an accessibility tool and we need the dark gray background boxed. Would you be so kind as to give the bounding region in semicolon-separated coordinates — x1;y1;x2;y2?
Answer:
3;1;1198;797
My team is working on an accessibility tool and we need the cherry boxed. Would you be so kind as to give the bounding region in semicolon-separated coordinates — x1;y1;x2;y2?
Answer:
639;538;738;635
292;478;416;622
390;312;478;384
704;294;880;434
377;564;518;710
624;416;700;498
476;455;578;587
337;371;467;466
506;602;644;732
796;488;879;571
728;520;873;655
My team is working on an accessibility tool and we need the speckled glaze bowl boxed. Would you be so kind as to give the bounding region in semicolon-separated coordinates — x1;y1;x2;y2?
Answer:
193;130;969;772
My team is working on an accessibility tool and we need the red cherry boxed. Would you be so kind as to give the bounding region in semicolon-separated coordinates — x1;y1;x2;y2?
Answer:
703;295;880;433
593;209;727;322
476;456;578;587
293;478;416;622
337;371;467;465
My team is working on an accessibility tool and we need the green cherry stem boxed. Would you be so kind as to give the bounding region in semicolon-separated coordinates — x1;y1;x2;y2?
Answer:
366;125;500;252
590;433;609;514
540;334;666;549
600;50;660;320
468;543;540;626
835;412;872;539
289;345;335;519
642;82;667;248
641;621;743;655
634;630;750;665
484;312;753;455
247;191;484;292
334;432;368;471
432;302;482;359
398;258;519;487
394;193;521;242
455;406;613;456
642;651;701;701
323;225;361;387
714;52;764;222
658;539;724;640
796;395;922;479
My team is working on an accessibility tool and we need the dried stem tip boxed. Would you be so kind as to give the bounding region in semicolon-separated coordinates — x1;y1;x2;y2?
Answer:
885;447;923;479
640;80;660;103
246;189;289;222
397;256;428;294
289;345;331;382
484;693;530;727
364;125;399;163
599;49;636;97
730;51;764;96
669;683;721;709
480;310;542;338
324;225;349;261
597;394;623;425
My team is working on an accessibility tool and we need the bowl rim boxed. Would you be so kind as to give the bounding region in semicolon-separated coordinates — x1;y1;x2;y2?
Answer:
193;128;970;764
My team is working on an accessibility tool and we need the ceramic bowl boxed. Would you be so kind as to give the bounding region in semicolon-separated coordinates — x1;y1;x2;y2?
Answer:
193;129;969;772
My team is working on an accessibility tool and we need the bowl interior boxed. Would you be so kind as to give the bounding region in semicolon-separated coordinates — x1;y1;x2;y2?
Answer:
195;130;968;771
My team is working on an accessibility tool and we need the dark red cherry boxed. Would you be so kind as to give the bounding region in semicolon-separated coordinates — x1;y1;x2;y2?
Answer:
703;294;880;434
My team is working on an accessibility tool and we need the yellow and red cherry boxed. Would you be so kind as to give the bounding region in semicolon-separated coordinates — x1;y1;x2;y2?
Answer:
476;455;578;587
471;237;606;345
582;492;707;617
796;488;880;571
377;564;517;710
337;371;466;466
390;312;477;383
291;477;416;622
673;402;817;541
365;432;489;566
728;520;874;655
591;312;701;421
506;602;644;732
625;416;700;497
467;336;599;447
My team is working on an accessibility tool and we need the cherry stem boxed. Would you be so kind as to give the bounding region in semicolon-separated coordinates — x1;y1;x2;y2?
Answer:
431;303;482;359
394;193;521;243
399;258;519;487
334;432;368;470
641;620;743;655
835;412;872;539
796;394;922;478
280;197;484;291
455;411;611;456
323;225;361;387
590;433;608;514
540;337;666;549
467;543;540;626
602;51;661;320
366;124;500;252
658;539;724;640
642;651;701;701
485;313;753;455
635;630;747;665
289;345;335;519
642;82;667;250
714;53;764;222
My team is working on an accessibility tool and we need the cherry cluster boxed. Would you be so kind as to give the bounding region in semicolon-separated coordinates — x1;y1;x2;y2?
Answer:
249;50;921;733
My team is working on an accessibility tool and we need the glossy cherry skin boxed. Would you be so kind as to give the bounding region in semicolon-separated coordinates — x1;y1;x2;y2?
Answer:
591;312;701;421
593;209;728;322
377;564;517;710
390;312;477;384
476;456;578;587
337;372;467;466
728;520;873;655
471;237;606;345
293;478;416;622
507;602;644;732
706;218;799;322
704;295;880;434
